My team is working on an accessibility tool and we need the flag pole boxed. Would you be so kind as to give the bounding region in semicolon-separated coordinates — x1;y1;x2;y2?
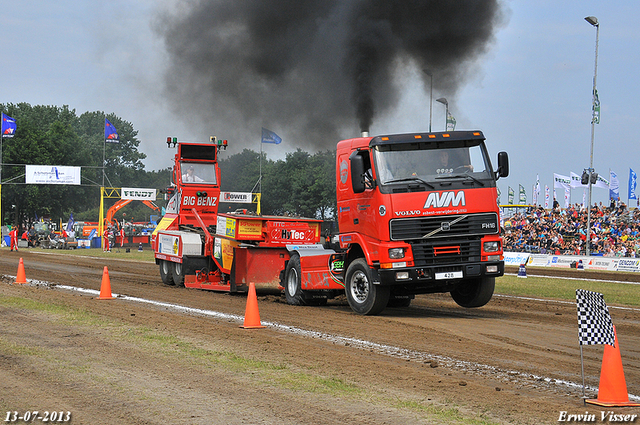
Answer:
580;344;587;401
259;134;262;197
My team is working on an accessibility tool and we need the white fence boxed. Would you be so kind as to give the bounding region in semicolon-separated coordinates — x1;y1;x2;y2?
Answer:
504;252;640;273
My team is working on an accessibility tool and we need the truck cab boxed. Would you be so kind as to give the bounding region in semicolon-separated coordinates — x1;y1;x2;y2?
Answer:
336;130;509;314
169;143;222;228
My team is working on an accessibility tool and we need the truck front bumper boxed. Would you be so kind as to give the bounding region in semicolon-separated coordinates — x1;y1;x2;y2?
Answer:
377;260;504;288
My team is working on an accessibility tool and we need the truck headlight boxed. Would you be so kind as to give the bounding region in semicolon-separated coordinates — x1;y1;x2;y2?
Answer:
483;241;500;253
388;248;405;259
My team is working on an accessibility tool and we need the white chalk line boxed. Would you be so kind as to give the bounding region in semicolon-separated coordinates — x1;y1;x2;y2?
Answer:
9;276;637;401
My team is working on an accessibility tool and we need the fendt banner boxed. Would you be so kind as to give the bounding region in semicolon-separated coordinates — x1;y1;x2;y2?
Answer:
121;188;157;200
25;165;81;185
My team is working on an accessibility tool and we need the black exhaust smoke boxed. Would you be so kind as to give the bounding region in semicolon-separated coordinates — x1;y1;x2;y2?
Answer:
156;0;505;147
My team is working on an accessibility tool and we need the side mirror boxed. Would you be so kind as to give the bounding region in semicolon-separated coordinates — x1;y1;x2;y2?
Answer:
349;151;366;194
496;151;509;179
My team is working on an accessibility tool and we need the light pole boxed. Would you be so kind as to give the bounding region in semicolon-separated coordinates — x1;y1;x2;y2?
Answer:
422;69;433;132
436;97;448;131
585;15;599;256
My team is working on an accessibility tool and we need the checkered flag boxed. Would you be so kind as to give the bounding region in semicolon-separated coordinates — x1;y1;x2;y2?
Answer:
576;289;615;347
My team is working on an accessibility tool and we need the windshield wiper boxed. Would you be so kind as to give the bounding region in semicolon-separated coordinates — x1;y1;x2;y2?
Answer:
384;177;435;189
435;174;485;186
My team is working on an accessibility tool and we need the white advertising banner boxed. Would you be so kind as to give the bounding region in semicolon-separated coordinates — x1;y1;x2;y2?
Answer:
505;253;626;272
26;165;81;185
221;192;252;203
121;188;157;200
503;252;531;266
614;258;640;273
527;254;550;267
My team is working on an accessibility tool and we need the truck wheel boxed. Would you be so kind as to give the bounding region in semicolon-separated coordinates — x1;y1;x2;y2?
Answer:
284;254;327;306
450;277;495;308
387;295;412;308
172;262;185;287
284;254;305;305
159;261;174;286
345;259;389;315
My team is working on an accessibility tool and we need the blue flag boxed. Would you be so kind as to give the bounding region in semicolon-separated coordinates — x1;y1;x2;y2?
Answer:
1;113;16;138
105;118;119;142
629;168;637;201
609;170;619;202
261;128;282;144
66;213;75;232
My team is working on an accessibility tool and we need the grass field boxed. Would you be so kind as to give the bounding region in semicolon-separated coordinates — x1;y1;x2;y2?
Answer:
22;246;156;262
498;271;640;307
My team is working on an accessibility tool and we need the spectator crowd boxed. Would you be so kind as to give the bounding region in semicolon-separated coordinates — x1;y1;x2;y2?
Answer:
502;201;640;257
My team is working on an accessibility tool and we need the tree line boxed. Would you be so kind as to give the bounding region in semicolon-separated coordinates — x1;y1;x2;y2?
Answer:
1;103;336;227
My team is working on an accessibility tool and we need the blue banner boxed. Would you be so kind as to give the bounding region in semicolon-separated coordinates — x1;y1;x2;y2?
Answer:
261;127;282;144
105;118;119;142
629;168;637;201
1;113;16;138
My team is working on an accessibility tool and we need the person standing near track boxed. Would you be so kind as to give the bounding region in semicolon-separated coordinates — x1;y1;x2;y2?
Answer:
9;225;19;251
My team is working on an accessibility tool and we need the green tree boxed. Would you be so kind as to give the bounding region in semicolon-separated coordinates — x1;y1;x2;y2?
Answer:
0;103;156;227
218;147;337;217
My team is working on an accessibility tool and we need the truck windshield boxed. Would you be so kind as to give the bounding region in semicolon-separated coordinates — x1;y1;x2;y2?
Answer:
180;162;217;184
372;144;491;185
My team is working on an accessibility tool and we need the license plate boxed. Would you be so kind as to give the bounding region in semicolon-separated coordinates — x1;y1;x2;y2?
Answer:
435;271;463;280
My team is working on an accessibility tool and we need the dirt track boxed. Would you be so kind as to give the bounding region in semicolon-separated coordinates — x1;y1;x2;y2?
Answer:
1;251;639;424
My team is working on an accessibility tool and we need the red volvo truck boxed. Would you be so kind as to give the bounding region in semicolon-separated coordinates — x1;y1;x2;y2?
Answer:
153;131;508;315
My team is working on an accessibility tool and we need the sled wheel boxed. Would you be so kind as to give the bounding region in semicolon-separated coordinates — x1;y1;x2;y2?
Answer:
172;261;185;287
159;260;175;286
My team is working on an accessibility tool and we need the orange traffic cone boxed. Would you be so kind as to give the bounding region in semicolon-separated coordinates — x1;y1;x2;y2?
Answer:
96;266;116;300
587;326;640;407
15;258;27;284
240;282;265;329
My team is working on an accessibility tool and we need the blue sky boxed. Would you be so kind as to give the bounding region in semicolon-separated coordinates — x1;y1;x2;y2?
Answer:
1;1;638;206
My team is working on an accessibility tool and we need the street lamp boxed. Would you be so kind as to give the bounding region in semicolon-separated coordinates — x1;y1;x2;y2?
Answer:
422;69;433;132
436;97;448;131
585;15;599;256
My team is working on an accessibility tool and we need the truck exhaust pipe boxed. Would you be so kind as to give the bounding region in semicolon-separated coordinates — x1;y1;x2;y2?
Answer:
361;131;369;137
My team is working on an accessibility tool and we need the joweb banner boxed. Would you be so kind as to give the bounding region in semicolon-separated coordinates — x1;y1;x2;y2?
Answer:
121;188;157;200
26;165;81;185
221;192;252;203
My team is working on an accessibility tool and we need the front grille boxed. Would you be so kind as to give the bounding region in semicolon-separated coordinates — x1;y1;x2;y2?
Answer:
410;238;481;266
390;213;498;241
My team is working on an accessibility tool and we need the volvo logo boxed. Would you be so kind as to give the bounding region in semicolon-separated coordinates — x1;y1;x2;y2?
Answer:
421;214;468;239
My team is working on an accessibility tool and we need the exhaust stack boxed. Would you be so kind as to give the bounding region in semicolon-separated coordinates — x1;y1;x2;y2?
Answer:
361;131;369;137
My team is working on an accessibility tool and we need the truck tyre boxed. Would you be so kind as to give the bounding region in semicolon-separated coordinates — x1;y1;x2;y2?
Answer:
284;254;327;306
345;259;389;315
172;262;185;287
159;261;174;286
450;277;495;308
387;295;412;308
284;254;305;305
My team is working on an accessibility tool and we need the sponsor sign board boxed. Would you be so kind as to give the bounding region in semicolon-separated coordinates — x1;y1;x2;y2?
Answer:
26;165;81;185
221;192;252;203
237;219;262;238
503;252;531;266
158;233;180;256
504;252;632;272
122;188;157;200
